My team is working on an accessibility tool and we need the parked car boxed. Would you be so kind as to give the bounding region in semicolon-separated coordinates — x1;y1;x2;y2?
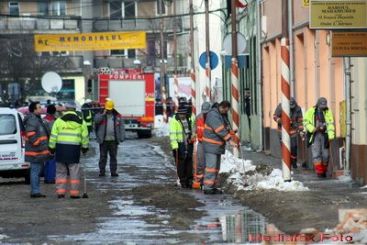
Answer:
0;107;29;183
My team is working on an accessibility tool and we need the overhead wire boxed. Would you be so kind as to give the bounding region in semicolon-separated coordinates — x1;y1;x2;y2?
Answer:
0;8;227;21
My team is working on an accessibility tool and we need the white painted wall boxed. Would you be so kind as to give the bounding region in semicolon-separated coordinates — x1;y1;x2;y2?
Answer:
193;0;224;112
351;58;367;145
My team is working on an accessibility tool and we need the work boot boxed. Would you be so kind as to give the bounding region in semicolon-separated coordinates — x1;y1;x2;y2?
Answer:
57;194;65;199
111;173;119;177
317;173;327;178
30;193;46;198
99;172;106;177
204;188;223;195
70;196;81;199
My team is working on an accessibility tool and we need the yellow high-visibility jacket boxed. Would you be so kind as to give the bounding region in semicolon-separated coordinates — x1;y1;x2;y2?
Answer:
304;107;335;143
49;111;89;163
169;114;195;150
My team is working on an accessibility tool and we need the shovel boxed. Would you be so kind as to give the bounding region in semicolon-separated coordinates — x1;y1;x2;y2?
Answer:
238;144;249;187
81;152;89;198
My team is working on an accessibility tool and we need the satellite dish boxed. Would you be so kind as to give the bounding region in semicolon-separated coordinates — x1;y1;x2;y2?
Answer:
41;72;62;93
222;33;247;55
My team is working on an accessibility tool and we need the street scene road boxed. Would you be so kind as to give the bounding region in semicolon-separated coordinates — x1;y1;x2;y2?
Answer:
0;0;367;244
0;134;272;244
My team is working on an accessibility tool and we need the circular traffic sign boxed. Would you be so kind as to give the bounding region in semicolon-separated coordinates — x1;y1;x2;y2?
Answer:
199;51;219;70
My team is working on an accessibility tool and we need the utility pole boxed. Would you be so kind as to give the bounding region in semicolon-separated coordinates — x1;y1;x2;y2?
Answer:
231;0;240;157
281;0;291;181
173;0;179;111
159;0;167;122
344;57;352;176
189;0;196;114
204;0;211;101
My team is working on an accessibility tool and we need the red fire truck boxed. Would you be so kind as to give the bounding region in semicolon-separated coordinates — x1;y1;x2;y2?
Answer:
98;69;155;138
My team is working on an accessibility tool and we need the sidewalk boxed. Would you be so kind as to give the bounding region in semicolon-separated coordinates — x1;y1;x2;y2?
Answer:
222;147;367;236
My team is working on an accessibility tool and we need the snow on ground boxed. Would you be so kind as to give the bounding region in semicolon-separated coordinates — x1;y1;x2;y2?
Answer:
154;115;169;137
337;175;353;182
220;150;309;192
349;229;367;243
0;234;8;240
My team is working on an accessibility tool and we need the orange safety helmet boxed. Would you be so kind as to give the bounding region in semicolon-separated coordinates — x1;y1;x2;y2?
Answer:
105;100;115;110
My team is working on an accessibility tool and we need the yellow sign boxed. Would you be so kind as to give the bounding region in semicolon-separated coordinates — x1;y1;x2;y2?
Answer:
339;100;346;138
310;0;367;29
303;0;310;7
332;31;367;57
34;31;146;52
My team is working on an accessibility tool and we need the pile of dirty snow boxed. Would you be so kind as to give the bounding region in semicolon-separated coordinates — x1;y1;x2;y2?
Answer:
0;234;8;240
154;115;169;137
220;150;309;192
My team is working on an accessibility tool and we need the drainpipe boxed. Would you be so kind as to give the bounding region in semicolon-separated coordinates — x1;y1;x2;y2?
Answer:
344;57;352;176
256;0;263;151
288;0;294;97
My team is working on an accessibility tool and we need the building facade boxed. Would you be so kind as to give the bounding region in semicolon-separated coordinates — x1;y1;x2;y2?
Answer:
259;0;367;184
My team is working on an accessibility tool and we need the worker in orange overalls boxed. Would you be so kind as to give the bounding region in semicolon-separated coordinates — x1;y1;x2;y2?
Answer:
192;102;211;189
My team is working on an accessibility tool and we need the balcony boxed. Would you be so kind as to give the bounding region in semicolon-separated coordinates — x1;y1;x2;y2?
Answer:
94;55;188;73
0;16;81;34
93;17;186;33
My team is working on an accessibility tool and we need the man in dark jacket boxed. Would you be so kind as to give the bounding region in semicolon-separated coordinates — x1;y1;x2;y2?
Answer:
43;104;57;184
94;100;125;177
24;101;51;198
273;97;304;168
202;101;237;194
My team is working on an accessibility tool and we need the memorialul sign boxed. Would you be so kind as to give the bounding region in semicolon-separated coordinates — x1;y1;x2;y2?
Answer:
310;0;367;29
34;31;146;52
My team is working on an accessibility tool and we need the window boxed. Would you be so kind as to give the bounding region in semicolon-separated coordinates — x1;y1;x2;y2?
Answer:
111;49;125;56
9;2;19;16
0;115;16;135
124;1;136;18
38;1;49;16
110;0;122;19
127;49;136;58
111;49;136;58
156;0;166;15
50;1;66;16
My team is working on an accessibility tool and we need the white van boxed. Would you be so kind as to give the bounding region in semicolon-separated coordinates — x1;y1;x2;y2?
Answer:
0;108;30;183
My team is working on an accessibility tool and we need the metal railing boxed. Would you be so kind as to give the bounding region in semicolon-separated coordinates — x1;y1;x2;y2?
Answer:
0;16;81;33
92;17;186;33
93;55;187;70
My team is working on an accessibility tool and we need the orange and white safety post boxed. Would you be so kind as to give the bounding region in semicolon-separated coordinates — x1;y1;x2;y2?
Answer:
173;74;179;111
231;0;240;157
205;64;211;101
190;68;197;115
281;37;291;181
189;0;196;114
161;85;167;123
231;58;240;157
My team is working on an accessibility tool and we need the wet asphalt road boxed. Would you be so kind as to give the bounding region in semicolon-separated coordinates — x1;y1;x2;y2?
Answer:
47;134;269;244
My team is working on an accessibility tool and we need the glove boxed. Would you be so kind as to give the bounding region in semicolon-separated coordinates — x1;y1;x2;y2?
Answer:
81;148;89;154
49;148;55;154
